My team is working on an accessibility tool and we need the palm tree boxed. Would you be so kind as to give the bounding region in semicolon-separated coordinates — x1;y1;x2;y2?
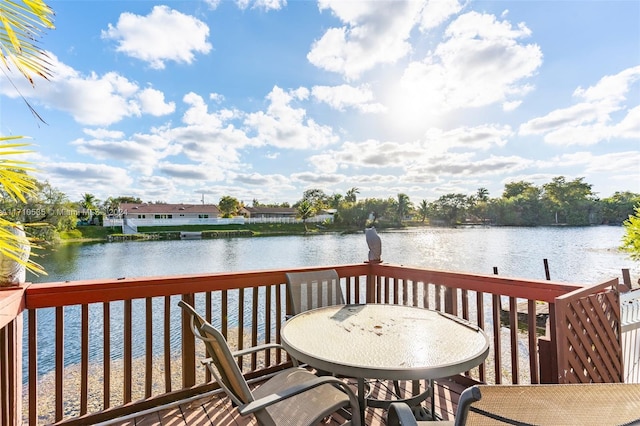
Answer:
396;193;412;224
475;187;490;224
476;187;489;203
418;199;429;223
0;0;54;278
345;187;359;203
80;193;98;223
296;200;314;231
328;193;343;209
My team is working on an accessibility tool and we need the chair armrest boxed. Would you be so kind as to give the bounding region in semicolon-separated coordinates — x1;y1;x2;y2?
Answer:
231;342;286;357
230;342;299;367
238;375;361;425
197;343;298;369
386;402;418;426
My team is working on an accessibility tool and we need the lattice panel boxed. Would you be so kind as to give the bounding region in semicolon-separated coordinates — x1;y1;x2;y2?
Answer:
556;284;622;384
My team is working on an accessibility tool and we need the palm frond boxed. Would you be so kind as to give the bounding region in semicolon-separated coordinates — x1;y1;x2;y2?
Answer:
0;218;45;275
0;136;45;276
0;0;55;84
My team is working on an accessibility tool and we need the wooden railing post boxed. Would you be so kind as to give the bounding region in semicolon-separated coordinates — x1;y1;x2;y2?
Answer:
622;268;631;290
538;305;558;383
444;287;456;315
0;286;26;426
365;261;377;303
181;293;196;388
1;314;23;426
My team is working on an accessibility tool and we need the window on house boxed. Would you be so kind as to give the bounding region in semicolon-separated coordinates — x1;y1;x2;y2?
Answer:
198;214;209;218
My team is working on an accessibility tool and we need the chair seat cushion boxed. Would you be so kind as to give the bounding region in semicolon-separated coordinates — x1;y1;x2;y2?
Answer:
252;367;351;426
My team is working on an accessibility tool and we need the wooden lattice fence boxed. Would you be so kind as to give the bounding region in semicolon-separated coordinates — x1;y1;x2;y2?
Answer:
555;279;623;384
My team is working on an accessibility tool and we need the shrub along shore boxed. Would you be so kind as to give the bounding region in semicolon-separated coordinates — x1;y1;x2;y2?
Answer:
59;221;407;243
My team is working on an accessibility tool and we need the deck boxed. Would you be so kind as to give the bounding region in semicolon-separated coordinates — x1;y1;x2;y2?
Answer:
103;373;469;426
0;263;627;425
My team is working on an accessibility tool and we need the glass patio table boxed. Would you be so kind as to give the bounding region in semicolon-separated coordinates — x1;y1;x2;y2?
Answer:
280;303;490;423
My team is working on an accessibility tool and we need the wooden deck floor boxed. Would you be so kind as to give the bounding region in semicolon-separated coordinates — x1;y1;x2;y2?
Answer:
103;374;470;426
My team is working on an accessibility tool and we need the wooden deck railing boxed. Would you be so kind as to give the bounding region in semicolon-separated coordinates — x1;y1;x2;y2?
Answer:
0;262;622;425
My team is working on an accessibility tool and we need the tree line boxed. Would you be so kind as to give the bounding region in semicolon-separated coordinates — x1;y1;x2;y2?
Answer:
294;177;639;228
1;175;638;243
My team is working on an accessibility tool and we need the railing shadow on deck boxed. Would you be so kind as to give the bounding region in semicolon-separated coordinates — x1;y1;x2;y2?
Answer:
0;262;623;425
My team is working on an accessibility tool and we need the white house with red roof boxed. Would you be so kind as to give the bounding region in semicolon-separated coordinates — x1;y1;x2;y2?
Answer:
104;203;243;233
103;203;334;233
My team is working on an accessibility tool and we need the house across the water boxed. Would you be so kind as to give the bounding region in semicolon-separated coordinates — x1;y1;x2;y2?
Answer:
104;203;239;233
120;203;221;221
242;206;297;220
102;203;333;233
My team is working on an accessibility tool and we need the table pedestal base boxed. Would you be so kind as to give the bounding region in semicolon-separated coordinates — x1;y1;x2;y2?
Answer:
358;379;434;422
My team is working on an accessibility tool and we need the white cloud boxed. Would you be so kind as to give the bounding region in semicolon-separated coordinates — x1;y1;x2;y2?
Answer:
547;150;640;175
83;128;125;139
182;92;241;128
419;0;464;30
308;0;463;80
136;175;179;201
101;6;212;70
40;162;134;200
232;0;285;10
503;100;522;111
309;124;513;173
0;52;177;126
70;131;174;176
244;86;339;149
424;125;513;151
253;0;287;11
392;11;541;119
291;171;345;185
309;139;427;171
413;153;530;177
204;0;222;9
614;106;640;139
309;1;426;80
158;162;221;180
519;66;640;145
164;93;257;167
234;172;288;186
138;88;176;116
311;84;385;112
71;138;153;162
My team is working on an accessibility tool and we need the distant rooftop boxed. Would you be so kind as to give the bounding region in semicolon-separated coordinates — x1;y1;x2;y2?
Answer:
120;203;220;215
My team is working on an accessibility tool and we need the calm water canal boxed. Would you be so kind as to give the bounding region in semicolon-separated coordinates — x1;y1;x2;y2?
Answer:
31;225;637;284
25;225;639;378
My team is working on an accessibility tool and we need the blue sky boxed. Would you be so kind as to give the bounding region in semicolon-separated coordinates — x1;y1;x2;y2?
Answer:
1;0;639;207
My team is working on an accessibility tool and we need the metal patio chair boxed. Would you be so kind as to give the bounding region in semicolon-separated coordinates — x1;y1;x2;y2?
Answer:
388;383;640;426
286;269;345;315
179;300;362;426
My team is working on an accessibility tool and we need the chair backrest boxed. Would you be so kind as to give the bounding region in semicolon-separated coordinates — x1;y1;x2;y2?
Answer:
178;300;254;406
285;269;344;315
453;385;482;425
